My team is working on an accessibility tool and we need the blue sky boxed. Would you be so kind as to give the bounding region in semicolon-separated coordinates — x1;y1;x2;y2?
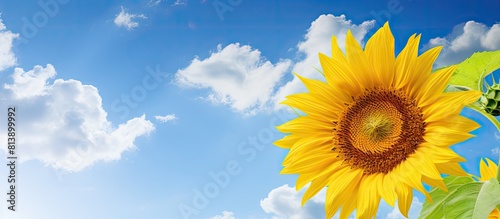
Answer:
0;0;499;218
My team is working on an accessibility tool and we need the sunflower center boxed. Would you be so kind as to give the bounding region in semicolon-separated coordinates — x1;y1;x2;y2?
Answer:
333;87;425;175
363;113;394;142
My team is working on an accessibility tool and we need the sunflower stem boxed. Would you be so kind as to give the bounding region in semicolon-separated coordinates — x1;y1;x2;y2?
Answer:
467;104;500;133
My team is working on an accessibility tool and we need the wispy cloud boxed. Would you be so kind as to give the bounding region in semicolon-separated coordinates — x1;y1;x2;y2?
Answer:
209;211;236;219
173;0;188;6
114;6;147;30
154;114;178;123
147;0;165;7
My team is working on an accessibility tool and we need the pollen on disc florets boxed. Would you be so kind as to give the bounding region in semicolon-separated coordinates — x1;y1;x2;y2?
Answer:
332;87;426;175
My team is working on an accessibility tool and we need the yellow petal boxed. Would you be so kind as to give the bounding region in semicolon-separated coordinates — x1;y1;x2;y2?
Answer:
320;49;363;96
295;161;343;190
426;114;480;133
379;173;397;207
301;173;331;206
418;65;456;107
281;152;333;174
417;143;466;163
395;184;413;218
480;158;498;181
365;22;395;86
273;134;300;149
295;73;351;105
435;162;468;176
422;175;447;192
422;90;482;123
407;46;442;98
325;167;363;219
356;174;382;218
346;29;373;88
424;125;475;147
281;93;339;118
394;34;420;89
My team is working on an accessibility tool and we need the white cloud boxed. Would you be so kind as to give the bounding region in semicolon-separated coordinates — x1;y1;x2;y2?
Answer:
272;14;375;109
114;6;147;30
424;21;500;67
260;184;328;219
1;64;155;172
0;15;18;72
155;114;177;123
175;43;291;115
386;197;423;219
209;211;236;219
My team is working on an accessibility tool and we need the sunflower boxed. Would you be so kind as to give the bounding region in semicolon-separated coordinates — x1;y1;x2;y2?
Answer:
479;158;500;219
274;22;482;219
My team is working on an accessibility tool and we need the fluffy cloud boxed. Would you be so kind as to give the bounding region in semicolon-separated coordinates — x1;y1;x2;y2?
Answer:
272;14;375;109
0;21;155;172
209;211;236;219
175;43;291;115
0;16;18;72
1;64;155;172
424;21;500;67
114;6;147;30
155;113;177;123
260;184;328;219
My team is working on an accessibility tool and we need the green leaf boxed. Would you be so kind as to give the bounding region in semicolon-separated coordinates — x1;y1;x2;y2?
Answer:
419;176;474;219
448;50;500;92
443;178;500;219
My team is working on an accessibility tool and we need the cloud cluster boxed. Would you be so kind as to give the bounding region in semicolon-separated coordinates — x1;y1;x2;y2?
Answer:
175;43;291;115
0;19;155;172
425;21;500;67
114;6;147;30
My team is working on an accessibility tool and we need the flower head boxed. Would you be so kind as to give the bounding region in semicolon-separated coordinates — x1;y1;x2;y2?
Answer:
275;23;481;218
